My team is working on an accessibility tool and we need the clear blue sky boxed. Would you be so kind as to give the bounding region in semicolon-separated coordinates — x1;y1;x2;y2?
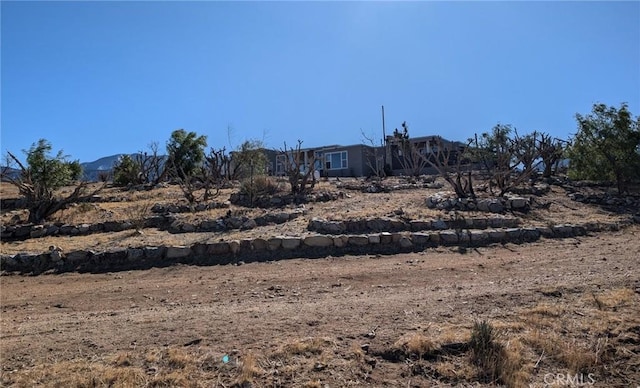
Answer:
2;1;639;163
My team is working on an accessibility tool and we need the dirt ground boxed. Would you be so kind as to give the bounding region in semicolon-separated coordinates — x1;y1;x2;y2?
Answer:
1;178;639;387
1;227;639;387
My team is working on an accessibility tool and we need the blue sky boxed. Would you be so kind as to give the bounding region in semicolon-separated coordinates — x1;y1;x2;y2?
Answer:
2;1;639;163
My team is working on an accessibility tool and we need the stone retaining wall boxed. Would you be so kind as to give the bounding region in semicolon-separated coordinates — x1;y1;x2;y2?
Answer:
1;210;305;241
307;216;520;234
426;193;531;213
0;221;628;275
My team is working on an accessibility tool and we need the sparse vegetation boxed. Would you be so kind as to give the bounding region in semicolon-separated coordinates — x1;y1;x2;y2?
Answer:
1;139;104;223
166;128;208;181
1;112;639;387
469;124;543;196
279;140;317;195
567;102;640;193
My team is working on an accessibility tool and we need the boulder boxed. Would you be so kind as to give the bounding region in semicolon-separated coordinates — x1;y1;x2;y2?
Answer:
368;234;381;244
229;240;241;255
333;235;349;247
379;232;393;244
281;237;301;250
411;233;430;245
304;235;334;247
207;242;230;255
348;235;369;246
439;231;459;244
267;237;282;251
469;230;488;244
166;246;191;259
241;219;257;230
252;238;268;251
398;236;413;249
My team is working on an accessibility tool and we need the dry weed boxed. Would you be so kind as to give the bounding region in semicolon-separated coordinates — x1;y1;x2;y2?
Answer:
236;352;261;385
393;332;437;358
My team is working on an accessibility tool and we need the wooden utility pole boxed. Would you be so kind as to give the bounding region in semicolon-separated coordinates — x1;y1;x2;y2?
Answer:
381;105;388;168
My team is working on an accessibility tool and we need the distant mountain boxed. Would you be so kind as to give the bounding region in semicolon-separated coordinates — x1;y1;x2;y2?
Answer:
81;154;126;172
1;153;168;182
81;153;168;181
80;154;126;181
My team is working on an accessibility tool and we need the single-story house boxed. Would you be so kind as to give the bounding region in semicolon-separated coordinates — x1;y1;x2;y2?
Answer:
264;134;466;178
270;144;379;178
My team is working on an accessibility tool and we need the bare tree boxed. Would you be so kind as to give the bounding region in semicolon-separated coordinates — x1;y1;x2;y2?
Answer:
390;122;429;178
422;138;476;199
361;130;386;180
136;141;168;185
470;124;543;196
279;140;317;195
538;133;566;178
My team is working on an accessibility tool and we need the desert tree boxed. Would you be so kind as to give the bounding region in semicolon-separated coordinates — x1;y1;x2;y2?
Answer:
112;154;141;187
135;141;168;185
1;139;104;224
279;140;317;195
423;137;476;199
166;129;207;181
567;102;640;193
511;130;540;183
231;139;270;180
537;133;566;178
112;142;168;187
361;130;386;180
470;124;542;196
389;122;430;179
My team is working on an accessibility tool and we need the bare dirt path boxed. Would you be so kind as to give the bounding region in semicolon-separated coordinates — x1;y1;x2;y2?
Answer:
1;227;639;387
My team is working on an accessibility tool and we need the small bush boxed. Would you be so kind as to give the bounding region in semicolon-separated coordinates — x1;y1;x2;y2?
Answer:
469;320;503;383
239;175;281;197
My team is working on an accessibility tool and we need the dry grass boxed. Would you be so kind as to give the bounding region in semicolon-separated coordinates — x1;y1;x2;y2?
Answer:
588;287;635;310
4;359;148;388
279;337;332;357
393;332;437;358
236;352;261;386
524;329;598;373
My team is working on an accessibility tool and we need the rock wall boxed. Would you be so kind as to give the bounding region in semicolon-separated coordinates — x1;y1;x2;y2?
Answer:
0;221;628;275
1;210;305;241
307;216;520;234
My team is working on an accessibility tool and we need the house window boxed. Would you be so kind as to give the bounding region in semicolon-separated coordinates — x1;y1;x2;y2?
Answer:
325;151;347;170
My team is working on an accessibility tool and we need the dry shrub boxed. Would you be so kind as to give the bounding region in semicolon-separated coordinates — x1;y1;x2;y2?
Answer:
524;329;597;373
130;200;151;231
236;352;261;386
148;370;194;387
469;320;528;386
349;342;365;361
167;347;192;369
239;175;281;197
393;332;437;358
281;337;331;357
433;324;471;345
520;302;566;328
5;360;147;388
523;302;565;317
145;348;163;364
498;338;533;387
112;351;133;367
303;380;322;388
589;287;636;310
55;202;99;224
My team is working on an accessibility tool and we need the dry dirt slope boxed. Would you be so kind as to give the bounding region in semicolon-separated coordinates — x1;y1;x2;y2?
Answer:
1;226;639;387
